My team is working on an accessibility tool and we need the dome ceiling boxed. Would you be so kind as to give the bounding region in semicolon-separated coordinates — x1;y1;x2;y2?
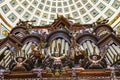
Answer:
0;0;120;38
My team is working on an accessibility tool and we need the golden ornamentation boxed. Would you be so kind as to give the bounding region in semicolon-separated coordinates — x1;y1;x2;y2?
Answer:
117;26;120;33
2;30;8;36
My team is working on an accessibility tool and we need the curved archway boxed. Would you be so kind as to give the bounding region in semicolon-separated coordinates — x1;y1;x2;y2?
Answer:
46;30;71;55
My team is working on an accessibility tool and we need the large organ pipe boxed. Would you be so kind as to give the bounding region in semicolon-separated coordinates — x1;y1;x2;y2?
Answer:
83;42;90;56
4;51;11;59
47;47;50;55
64;41;66;54
92;43;100;55
82;42;87;49
112;44;120;54
58;43;61;54
66;42;69;55
52;40;55;53
55;40;57;52
25;42;32;54
106;52;113;64
27;48;32;55
107;48;114;59
86;41;93;55
65;42;68;54
61;39;65;54
50;41;52;53
21;44;27;51
0;46;7;55
4;50;9;55
5;59;11;68
5;56;11;64
105;56;111;65
2;50;10;66
0;60;3;66
110;45;118;62
109;46;117;56
56;39;61;51
80;45;84;50
2;51;11;66
20;48;25;57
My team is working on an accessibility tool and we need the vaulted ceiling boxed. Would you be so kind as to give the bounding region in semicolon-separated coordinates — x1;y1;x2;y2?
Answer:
0;0;120;39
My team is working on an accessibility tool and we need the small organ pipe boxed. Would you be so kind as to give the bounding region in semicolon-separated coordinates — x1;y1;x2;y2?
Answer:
106;52;113;64
25;42;32;54
5;59;11;68
4;51;11;59
109;46;117;56
107;48;114;59
4;50;9;55
27;48;32;55
105;56;111;65
21;44;27;51
5;56;11;64
112;44;120;54
0;47;7;55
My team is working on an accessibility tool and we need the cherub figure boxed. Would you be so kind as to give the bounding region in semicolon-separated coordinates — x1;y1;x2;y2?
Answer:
49;51;67;66
12;57;27;71
87;47;107;69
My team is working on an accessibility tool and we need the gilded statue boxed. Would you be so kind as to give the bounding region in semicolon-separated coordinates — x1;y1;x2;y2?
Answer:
70;36;86;58
31;44;45;58
92;17;109;27
16;19;36;29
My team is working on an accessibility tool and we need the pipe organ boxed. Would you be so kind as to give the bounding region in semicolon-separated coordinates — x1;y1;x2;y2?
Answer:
48;38;70;55
0;15;120;79
105;43;120;65
0;47;12;68
21;42;37;58
82;41;100;56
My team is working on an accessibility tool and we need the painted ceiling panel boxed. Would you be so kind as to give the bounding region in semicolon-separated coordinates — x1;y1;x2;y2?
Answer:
0;0;120;38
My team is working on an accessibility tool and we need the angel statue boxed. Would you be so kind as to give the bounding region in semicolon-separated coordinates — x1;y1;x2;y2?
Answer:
12;56;27;71
49;51;67;71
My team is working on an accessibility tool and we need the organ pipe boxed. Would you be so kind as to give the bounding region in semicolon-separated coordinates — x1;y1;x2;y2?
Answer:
52;40;55;53
21;44;27;51
4;51;11;59
61;39;64;54
107;48;114;59
92;43;100;55
25;42;32;54
106;52;113;64
86;41;93;55
50;41;52;53
83;42;90;56
5;56;11;64
112;44;120;54
4;50;9;55
105;56;111;65
109;46;117;56
5;59;11;68
27;48;32;54
0;46;7;55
